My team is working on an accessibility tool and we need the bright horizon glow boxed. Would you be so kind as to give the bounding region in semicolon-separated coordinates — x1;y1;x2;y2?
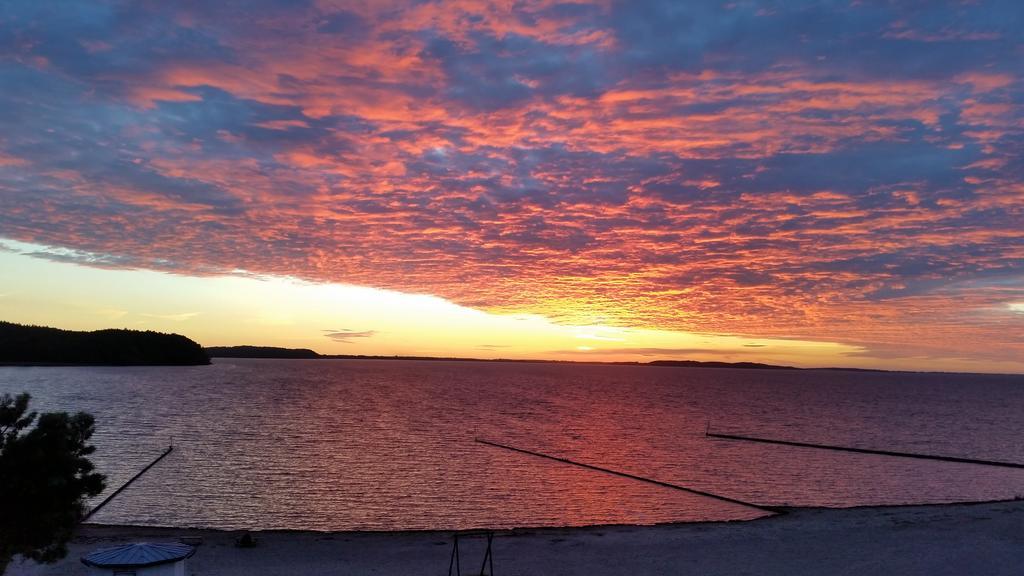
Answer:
3;240;1023;374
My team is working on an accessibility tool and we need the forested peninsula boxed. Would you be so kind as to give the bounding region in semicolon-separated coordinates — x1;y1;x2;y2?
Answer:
0;321;210;365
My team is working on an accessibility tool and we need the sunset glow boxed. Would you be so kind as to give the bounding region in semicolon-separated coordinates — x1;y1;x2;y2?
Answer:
1;1;1022;372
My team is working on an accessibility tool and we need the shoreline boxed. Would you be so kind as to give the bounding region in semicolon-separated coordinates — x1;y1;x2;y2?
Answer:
203;355;1024;377
4;355;1022;376
78;496;1024;536
10;499;1024;575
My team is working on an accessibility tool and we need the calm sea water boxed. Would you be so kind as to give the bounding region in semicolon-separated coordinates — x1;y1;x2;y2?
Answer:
2;359;1023;531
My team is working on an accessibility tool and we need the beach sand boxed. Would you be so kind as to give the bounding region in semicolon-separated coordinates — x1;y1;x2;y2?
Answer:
8;499;1023;575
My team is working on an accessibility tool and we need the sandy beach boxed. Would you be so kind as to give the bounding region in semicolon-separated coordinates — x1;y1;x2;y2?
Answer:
8;499;1023;575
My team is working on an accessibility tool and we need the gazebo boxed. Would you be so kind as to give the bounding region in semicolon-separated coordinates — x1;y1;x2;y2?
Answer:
81;542;195;576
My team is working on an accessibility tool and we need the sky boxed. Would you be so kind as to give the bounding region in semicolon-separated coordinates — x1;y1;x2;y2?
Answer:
0;1;1022;372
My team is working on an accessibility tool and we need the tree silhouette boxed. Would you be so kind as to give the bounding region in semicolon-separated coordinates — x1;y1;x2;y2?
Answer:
0;321;209;365
0;393;106;574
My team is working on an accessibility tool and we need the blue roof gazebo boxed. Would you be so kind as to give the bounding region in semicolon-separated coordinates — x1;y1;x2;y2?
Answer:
82;543;195;575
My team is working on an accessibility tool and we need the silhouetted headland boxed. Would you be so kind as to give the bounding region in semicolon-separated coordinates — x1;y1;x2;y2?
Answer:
204;346;809;370
0;321;209;365
201;347;995;374
205;345;321;359
647;360;796;370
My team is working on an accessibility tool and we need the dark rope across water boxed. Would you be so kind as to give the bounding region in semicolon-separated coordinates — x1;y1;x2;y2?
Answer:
475;438;779;514
83;444;174;522
706;432;1024;469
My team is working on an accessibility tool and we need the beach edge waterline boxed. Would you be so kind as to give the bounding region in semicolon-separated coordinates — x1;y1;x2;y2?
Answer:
12;499;1021;575
80;496;1024;536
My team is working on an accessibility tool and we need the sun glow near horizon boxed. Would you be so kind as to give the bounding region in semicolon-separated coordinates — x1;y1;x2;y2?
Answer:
4;239;1023;374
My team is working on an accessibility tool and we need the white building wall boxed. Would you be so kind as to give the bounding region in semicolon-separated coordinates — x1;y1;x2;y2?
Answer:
145;562;180;576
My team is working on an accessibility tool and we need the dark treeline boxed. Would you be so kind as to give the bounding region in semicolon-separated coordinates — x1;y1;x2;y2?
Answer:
205;345;807;370
647;360;796;370
0;321;209;365
205;345;320;359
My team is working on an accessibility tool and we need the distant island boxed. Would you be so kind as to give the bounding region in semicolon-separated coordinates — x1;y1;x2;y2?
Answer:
204;345;804;370
0;321;210;366
646;360;796;370
205;345;321;359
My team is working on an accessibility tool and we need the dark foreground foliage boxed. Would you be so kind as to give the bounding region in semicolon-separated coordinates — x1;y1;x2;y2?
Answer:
0;393;106;574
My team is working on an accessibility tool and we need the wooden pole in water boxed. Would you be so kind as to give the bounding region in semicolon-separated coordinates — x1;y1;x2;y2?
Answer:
82;444;174;522
475;438;779;514
706;431;1024;469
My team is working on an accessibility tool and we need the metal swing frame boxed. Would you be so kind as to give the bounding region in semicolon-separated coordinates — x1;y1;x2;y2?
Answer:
447;531;495;576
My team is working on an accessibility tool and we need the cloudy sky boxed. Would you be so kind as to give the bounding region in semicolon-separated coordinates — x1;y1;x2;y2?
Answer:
1;1;1022;372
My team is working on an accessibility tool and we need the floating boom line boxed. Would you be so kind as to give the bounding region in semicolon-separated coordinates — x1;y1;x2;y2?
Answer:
706;431;1024;469
83;444;174;522
475;438;779;514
